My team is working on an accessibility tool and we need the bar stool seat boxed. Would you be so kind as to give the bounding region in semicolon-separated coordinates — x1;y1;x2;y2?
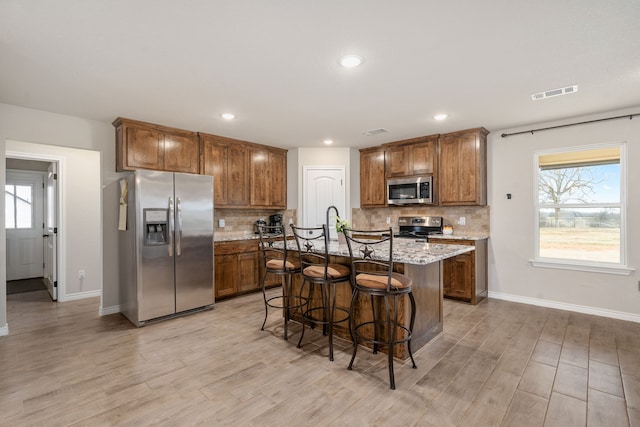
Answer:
291;224;351;362
259;225;306;341
343;227;417;390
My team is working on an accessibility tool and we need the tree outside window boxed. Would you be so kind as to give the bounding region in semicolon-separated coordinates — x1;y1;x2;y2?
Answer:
536;145;623;264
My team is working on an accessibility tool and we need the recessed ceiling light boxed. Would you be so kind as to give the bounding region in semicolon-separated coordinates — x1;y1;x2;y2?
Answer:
323;139;334;145
339;55;363;68
433;114;448;121
220;113;235;120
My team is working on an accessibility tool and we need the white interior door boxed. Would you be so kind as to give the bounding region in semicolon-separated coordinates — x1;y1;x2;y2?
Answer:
303;167;346;239
44;163;58;300
5;170;45;281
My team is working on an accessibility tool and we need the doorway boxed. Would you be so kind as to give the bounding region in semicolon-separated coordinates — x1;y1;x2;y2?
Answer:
5;158;58;301
303;166;346;240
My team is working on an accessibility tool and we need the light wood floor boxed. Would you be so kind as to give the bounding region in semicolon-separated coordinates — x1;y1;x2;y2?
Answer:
2;288;640;426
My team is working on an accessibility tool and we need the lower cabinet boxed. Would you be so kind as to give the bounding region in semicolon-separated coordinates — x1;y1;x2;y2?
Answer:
213;239;280;300
437;238;488;305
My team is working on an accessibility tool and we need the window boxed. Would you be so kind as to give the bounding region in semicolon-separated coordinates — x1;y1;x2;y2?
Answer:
534;143;626;270
5;184;34;229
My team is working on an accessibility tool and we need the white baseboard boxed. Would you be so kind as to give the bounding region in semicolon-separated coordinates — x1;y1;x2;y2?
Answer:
100;305;121;316
58;289;101;302
0;323;8;337
488;291;640;323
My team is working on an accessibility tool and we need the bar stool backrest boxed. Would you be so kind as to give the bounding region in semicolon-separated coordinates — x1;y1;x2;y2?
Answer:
342;227;395;292
258;224;292;272
290;224;330;280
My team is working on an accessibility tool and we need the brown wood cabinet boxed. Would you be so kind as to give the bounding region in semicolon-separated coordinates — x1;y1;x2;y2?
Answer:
383;135;438;178
214;239;281;300
201;133;286;209
359;147;386;207
250;147;287;209
214;240;259;299
200;133;250;207
436;238;487;305
237;252;260;293
439;128;488;206
114;117;199;173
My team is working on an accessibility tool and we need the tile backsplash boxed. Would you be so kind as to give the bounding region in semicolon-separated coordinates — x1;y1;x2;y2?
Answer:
214;208;296;237
352;206;490;234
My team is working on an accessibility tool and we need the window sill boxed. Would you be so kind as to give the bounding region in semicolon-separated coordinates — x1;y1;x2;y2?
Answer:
530;259;635;276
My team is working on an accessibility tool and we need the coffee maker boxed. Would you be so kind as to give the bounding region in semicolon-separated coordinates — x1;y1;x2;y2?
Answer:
269;213;283;233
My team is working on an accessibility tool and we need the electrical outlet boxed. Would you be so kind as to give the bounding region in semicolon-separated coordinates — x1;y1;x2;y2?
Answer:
386;216;391;224
78;270;86;279
218;218;225;227
458;217;466;226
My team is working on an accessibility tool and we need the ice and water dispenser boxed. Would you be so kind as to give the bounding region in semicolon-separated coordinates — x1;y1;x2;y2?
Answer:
143;208;168;245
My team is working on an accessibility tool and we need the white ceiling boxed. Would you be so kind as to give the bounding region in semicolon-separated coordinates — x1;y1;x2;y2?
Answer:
1;1;639;149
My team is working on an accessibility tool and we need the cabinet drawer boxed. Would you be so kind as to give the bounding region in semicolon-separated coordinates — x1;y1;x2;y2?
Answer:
214;240;258;255
433;238;474;246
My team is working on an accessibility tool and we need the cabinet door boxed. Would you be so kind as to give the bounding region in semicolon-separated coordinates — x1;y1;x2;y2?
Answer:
439;128;487;206
227;144;249;206
439;135;460;204
126;126;164;170
250;148;270;206
385;145;409;177
268;151;287;208
164;133;199;173
360;148;386;207
201;139;228;205
410;140;436;175
214;254;238;299
250;148;287;208
443;252;473;301
457;132;480;203
237;252;259;293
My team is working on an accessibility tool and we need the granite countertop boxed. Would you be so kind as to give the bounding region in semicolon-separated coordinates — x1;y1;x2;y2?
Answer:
428;233;489;241
214;232;261;242
279;239;473;266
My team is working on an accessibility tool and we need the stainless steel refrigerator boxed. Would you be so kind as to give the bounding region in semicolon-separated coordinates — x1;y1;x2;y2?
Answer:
119;170;214;326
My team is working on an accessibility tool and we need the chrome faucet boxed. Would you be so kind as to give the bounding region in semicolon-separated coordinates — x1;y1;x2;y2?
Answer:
326;205;339;240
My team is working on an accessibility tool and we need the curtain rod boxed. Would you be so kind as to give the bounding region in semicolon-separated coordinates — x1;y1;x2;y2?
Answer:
500;112;639;138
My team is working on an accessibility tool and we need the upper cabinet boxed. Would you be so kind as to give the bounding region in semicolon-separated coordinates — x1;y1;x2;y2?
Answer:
113;117;287;210
249;146;287;209
384;135;438;178
199;133;250;207
200;132;286;209
359;126;488;207
114;117;199;173
360;147;386;208
439;128;488;206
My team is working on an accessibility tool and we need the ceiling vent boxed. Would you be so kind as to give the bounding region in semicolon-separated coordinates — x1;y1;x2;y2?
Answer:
531;85;578;101
362;128;389;136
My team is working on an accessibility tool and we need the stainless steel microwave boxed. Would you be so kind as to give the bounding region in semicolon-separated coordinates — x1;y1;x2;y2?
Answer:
387;176;433;205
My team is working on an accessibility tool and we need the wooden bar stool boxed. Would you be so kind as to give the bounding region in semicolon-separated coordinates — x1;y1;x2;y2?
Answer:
290;224;351;361
258;225;305;340
343;227;417;389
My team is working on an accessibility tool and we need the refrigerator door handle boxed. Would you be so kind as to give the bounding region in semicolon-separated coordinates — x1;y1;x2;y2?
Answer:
168;196;174;257
176;197;183;256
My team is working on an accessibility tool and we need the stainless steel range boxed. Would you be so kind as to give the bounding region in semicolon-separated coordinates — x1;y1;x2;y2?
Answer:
395;216;443;241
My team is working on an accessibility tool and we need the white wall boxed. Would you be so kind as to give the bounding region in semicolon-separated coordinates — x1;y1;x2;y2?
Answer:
6;140;101;299
296;147;354;225
286;148;298;210
488;106;640;320
0;103;123;334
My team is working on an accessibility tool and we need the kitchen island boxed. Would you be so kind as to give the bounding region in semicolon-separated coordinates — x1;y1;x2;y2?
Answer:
281;238;474;359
